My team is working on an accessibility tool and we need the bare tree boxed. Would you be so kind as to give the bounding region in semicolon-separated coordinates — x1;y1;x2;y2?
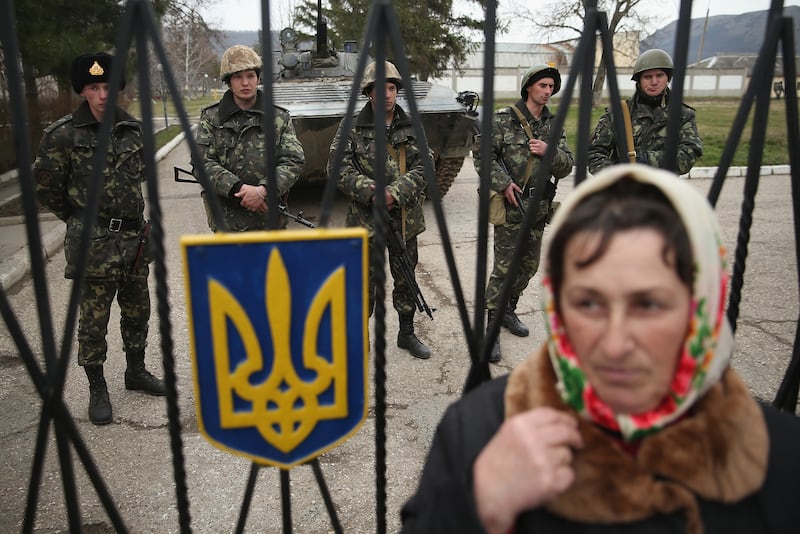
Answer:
159;0;224;100
507;0;665;107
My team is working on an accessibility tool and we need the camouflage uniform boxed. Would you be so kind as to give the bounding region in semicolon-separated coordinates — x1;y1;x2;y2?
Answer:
195;89;305;231
588;88;703;175
475;100;574;311
34;101;151;366
330;102;428;315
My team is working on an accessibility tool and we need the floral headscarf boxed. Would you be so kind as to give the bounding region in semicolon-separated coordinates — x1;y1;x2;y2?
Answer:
541;164;734;441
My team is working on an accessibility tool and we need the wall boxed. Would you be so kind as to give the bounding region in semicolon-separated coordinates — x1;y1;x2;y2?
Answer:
431;66;798;100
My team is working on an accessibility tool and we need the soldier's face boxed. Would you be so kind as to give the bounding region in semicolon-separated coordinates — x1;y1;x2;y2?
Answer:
81;83;110;121
638;69;669;97
368;82;398;114
527;78;555;106
230;69;259;109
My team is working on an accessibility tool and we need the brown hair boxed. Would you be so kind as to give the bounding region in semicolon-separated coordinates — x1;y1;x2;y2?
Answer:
547;177;694;307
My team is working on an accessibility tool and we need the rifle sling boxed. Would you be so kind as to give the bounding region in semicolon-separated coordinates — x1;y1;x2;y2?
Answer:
620;99;637;163
510;105;536;188
386;142;408;239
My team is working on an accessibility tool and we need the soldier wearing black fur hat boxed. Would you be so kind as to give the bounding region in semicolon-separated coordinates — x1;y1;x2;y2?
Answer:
34;52;165;426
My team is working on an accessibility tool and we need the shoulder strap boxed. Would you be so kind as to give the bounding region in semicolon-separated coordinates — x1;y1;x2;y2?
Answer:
386;142;407;174
510;105;535;140
620;100;637;163
510;105;535;187
386;142;408;237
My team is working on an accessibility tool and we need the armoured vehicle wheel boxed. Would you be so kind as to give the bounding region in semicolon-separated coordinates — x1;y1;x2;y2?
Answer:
434;157;467;198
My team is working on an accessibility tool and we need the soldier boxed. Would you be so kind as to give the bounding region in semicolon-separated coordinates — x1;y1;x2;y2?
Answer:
34;52;164;426
195;45;305;231
588;48;703;175
329;60;432;360
475;64;574;363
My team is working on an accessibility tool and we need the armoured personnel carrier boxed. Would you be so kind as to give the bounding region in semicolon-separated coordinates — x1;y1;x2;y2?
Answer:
269;11;480;197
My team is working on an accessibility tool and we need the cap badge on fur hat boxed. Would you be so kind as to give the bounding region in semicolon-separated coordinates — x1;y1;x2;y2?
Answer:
89;61;105;77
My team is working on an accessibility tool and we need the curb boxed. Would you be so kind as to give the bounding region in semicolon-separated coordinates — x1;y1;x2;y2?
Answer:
0;130;189;291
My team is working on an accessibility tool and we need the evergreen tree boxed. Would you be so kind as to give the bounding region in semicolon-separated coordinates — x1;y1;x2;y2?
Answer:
293;0;487;81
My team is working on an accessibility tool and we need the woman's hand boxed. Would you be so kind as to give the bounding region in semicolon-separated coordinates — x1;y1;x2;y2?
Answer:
473;407;583;534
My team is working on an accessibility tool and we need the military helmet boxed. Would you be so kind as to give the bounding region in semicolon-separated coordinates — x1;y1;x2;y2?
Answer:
220;45;262;82
632;49;673;81
520;64;561;99
361;61;403;95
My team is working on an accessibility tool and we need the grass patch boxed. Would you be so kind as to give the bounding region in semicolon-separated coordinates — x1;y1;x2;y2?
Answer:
2;95;796;175
154;125;185;152
130;95;218;121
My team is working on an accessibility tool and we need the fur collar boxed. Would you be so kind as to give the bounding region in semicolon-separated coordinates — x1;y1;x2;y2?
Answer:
505;346;769;533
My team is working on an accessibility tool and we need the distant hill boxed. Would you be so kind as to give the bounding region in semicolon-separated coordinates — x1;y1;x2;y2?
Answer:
641;6;800;62
214;30;283;56
214;31;261;54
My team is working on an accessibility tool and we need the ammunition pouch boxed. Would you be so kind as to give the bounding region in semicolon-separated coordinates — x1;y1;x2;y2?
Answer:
488;189;506;225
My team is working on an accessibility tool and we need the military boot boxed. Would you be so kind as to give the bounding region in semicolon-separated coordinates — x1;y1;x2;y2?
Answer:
397;314;431;359
486;310;502;363
84;365;112;425
502;297;529;337
125;351;166;396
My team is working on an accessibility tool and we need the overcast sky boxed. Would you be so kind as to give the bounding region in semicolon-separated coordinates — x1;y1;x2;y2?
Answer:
200;0;800;42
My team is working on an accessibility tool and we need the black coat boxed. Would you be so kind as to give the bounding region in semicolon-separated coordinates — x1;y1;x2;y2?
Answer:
400;374;800;533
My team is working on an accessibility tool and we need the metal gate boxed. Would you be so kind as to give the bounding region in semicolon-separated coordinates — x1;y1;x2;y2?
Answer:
1;0;798;532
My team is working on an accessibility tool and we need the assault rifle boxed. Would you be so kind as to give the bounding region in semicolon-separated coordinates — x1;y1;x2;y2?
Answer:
384;211;434;320
499;157;526;218
345;150;433;318
173;165;315;228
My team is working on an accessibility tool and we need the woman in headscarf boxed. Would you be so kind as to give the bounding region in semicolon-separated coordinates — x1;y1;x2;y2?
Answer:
400;164;800;533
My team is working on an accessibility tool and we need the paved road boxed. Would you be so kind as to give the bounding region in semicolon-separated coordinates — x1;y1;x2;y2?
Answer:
0;138;797;532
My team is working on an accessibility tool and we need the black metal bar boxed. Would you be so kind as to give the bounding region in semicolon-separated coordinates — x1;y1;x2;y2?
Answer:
726;10;782;333
598;9;632;185
0;0;58;374
259;0;280;230
22;412;50;533
310;459;344;534
707;6;784;206
573;3;597;187
662;0;694;171
467;0;499;389
235;463;261;534
129;2;193;531
773;14;800;413
371;8;390;534
280;469;292;532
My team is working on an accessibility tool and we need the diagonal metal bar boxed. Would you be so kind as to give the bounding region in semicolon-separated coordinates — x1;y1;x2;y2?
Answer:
310;459;344;534
235;463;261;534
725;9;782;334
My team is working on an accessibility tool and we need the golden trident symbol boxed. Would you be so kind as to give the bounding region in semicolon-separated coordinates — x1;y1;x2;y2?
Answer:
207;247;349;453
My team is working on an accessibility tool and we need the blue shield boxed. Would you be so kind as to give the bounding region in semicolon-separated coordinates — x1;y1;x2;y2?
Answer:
181;228;369;468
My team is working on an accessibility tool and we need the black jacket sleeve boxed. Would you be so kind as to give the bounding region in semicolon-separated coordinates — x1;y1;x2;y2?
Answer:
400;376;508;533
